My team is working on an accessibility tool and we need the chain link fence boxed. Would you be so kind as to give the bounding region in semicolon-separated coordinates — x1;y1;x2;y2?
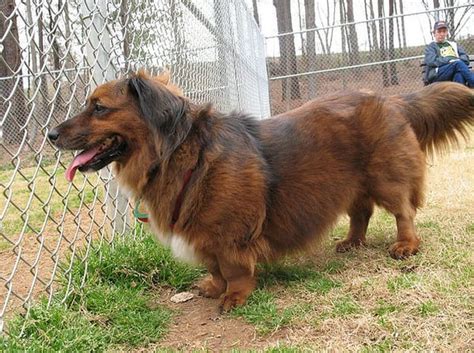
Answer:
266;4;474;115
0;0;269;334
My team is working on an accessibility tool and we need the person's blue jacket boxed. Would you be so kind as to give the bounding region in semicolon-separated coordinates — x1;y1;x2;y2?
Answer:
424;41;470;84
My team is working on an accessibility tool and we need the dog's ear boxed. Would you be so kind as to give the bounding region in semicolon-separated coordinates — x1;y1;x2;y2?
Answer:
128;75;192;160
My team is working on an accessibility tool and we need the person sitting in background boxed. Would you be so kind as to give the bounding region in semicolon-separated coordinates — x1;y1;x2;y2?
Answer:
424;20;474;87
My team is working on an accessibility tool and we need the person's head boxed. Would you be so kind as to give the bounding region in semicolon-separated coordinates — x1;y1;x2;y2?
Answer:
433;20;448;43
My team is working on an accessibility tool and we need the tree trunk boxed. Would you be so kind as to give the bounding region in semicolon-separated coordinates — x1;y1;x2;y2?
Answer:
323;0;336;54
0;0;27;144
378;0;389;87
339;0;348;66
274;0;300;101
37;8;50;131
345;0;360;66
48;1;65;127
369;0;379;62
388;0;399;85
364;0;373;50
398;0;407;48
26;0;39;138
445;0;455;37
312;0;328;55
393;0;402;49
304;0;317;98
120;0;131;70
252;0;260;26
433;0;440;22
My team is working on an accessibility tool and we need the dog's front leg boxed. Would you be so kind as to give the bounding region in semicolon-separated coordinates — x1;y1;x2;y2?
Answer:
217;255;256;312
196;256;227;299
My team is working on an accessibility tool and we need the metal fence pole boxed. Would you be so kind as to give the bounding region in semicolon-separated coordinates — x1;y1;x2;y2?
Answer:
81;0;130;239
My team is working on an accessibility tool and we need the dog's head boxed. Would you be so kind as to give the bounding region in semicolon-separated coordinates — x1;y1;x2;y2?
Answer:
48;71;191;181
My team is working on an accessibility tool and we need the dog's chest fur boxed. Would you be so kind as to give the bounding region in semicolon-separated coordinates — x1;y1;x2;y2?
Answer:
150;221;200;265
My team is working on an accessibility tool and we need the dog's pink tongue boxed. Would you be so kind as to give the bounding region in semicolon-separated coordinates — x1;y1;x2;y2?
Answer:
65;147;100;182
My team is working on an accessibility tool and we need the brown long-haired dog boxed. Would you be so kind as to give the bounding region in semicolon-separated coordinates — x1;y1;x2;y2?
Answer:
49;71;474;311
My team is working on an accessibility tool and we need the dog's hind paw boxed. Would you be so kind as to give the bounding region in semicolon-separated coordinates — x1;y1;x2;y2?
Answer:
389;241;419;259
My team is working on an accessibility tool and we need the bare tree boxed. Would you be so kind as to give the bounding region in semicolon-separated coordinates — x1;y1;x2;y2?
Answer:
120;0;131;69
364;0;373;50
274;0;301;100
377;0;389;87
445;0;455;34
422;0;471;39
1;0;27;143
316;0;336;54
252;0;260;26
304;0;317;97
368;0;379;56
37;5;51;130
339;0;348;65
48;1;68;127
345;0;360;66
398;0;407;48
388;0;399;85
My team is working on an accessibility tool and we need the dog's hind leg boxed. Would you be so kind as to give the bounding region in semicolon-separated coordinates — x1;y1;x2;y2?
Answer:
217;256;257;312
389;204;420;259
336;196;374;252
375;188;421;259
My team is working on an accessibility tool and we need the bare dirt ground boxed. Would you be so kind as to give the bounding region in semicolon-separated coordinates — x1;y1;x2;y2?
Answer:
0;207;108;322
147;291;280;351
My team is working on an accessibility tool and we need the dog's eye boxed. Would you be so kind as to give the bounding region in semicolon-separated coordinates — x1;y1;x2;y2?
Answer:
94;104;107;114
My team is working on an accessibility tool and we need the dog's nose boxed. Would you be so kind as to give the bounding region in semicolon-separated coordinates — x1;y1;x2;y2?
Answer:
48;128;60;142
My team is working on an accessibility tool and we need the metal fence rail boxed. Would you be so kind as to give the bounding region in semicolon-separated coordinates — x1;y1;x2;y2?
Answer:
0;0;269;334
266;4;474;115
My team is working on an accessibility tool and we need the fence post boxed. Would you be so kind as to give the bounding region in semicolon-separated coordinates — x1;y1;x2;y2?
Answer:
81;0;130;239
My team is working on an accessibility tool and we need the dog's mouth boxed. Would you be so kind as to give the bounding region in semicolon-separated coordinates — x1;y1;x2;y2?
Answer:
66;135;127;182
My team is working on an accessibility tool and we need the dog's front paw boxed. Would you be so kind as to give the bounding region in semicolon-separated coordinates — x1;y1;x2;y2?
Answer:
219;292;249;312
389;240;419;259
196;275;226;299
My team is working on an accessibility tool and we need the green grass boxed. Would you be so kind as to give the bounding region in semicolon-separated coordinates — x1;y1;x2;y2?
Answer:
418;300;439;317
360;338;395;353
258;262;327;287
418;220;442;233
304;274;341;294
374;300;400;317
231;262;341;335
67;235;203;291
332;296;361;317
466;222;474;234
386;273;419;293
322;259;346;274
1;300;110;352
0;163;104;237
0;238;10;251
1;232;202;351
231;289;302;335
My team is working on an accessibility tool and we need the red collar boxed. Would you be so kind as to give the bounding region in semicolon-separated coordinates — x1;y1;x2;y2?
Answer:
134;168;194;228
171;168;194;229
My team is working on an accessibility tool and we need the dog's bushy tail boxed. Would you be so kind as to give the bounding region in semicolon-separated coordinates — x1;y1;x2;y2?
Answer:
397;82;474;156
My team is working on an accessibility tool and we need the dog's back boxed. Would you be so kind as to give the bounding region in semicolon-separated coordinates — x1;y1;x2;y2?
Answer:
258;90;418;255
